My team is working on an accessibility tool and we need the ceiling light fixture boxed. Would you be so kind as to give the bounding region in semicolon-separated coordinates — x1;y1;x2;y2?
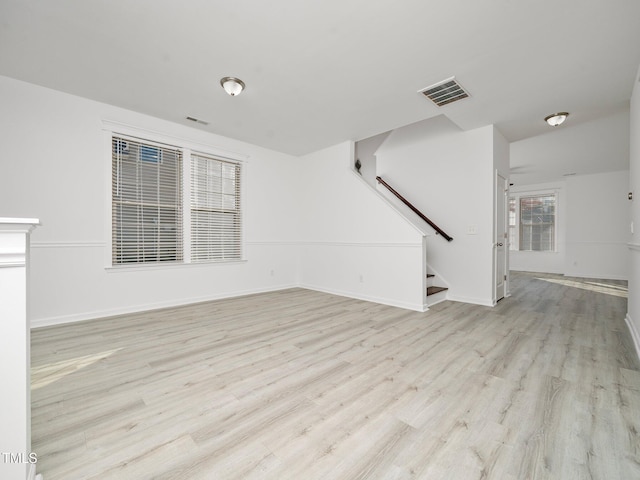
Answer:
220;77;245;96
544;112;569;127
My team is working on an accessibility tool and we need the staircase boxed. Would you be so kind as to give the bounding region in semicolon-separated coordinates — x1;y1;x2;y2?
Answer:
426;273;448;306
372;176;452;308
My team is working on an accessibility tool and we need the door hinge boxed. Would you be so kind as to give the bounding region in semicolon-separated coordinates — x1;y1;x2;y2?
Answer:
504;274;507;280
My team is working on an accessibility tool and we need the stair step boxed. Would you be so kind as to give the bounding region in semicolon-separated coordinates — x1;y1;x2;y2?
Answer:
427;286;448;296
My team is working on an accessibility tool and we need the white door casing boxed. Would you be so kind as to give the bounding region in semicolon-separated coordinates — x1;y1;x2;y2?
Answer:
495;173;508;302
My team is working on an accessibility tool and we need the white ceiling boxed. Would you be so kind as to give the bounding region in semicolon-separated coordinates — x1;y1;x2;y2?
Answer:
511;108;630;185
1;0;640;157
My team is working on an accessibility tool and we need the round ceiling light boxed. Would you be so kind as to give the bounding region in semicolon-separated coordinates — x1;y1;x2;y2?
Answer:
220;77;245;96
544;112;569;127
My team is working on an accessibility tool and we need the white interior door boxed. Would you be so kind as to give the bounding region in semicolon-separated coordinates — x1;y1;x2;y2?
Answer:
495;173;508;301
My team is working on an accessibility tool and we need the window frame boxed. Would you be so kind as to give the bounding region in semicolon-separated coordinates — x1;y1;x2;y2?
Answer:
104;121;248;270
509;189;559;253
190;152;243;263
111;135;184;265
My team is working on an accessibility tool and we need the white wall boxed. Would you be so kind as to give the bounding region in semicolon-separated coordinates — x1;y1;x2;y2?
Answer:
375;116;497;306
297;142;428;311
509;172;630;280
564;171;630;280
0;76;301;327
628;64;640;360
354;131;391;187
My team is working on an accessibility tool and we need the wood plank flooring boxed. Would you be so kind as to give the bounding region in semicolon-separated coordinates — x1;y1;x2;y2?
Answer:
31;272;640;479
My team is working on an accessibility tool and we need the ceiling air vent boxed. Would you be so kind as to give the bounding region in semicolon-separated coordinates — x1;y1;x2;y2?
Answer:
418;77;469;107
186;116;210;126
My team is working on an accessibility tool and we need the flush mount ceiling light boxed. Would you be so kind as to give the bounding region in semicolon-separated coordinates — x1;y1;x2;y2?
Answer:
220;77;245;96
545;112;569;127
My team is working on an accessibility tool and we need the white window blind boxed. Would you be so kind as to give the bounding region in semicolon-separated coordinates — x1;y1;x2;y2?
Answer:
190;153;242;262
508;196;517;251
112;136;183;264
519;194;555;251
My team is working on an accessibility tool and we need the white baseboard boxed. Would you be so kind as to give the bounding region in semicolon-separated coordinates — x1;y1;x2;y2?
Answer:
299;283;428;313
31;281;432;328
563;273;629;281
27;464;42;480
446;294;495;307
31;284;298;329
625;313;640;363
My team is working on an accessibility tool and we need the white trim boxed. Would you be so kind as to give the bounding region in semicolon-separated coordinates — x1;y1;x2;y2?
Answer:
31;241;105;248
566;241;629;246
30;283;298;329
563;272;629;281
105;259;248;273
298;241;423;248
447;294;495;307
0;249;26;267
299;283;428;313
104;130;114;267
27;464;42;480
0;258;26;268
625;313;640;363
0;217;40;226
628;242;640;251
102;119;250;163
245;241;301;246
31;239;419;249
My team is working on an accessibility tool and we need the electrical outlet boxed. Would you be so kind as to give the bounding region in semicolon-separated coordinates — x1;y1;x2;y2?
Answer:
359;274;364;283
467;225;477;235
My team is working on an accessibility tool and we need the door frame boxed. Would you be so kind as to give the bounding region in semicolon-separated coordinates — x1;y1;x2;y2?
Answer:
494;171;509;302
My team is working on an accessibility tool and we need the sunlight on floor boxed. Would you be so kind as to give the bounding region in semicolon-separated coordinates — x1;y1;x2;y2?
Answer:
536;277;628;298
31;348;123;390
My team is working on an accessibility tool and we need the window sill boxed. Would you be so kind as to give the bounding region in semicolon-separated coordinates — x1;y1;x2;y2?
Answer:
510;250;558;254
105;259;247;272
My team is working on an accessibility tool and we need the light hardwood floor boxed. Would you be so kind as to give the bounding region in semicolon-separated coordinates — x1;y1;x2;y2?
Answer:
31;272;640;479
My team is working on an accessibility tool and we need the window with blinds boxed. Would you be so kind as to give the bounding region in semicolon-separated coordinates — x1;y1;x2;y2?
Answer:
519;194;556;251
190;153;242;262
508;196;517;251
112;136;183;264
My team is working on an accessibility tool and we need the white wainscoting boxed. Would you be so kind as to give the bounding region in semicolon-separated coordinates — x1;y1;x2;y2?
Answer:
30;241;299;328
628;243;640;362
298;241;427;312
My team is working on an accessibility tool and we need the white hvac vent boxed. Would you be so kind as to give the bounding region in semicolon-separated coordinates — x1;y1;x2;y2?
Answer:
418;77;469;107
186;116;210;126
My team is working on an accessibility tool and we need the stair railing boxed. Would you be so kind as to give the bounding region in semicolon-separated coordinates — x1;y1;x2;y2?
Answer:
376;176;453;242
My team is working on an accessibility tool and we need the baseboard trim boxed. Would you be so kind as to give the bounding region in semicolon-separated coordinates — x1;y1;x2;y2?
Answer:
625;313;640;363
563;273;629;281
31;284;299;329
299;283;428;313
446;294;495;307
27;464;42;480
